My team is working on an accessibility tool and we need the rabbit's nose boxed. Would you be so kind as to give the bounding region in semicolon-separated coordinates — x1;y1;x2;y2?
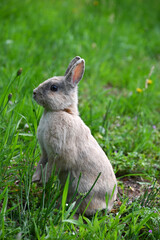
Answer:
33;90;36;97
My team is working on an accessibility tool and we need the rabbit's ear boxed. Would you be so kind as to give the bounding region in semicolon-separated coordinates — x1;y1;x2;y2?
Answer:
64;56;81;76
66;58;85;86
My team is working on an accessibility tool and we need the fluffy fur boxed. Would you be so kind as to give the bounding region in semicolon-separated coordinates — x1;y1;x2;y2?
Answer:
32;57;117;215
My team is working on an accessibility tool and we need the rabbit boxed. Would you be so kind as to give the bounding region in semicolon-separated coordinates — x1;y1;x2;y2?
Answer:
32;56;117;215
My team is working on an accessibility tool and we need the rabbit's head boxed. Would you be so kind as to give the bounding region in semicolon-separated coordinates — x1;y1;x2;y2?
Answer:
33;56;85;112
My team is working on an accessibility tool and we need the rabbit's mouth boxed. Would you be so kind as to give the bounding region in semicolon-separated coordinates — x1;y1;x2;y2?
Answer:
33;92;39;102
33;92;45;107
33;93;36;100
34;97;44;106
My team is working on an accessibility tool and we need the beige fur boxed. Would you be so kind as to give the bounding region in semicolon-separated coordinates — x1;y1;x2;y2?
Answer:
32;56;117;215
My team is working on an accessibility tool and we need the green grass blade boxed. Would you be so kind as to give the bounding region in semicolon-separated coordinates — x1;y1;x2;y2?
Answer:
62;173;70;221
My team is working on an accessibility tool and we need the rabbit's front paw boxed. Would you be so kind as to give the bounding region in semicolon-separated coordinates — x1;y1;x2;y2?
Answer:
32;166;42;182
32;172;41;182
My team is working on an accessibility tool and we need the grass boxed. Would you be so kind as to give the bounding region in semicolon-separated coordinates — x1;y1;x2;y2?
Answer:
0;0;160;239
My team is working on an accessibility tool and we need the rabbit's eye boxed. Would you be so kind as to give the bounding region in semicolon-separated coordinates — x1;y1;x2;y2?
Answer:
50;84;58;92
